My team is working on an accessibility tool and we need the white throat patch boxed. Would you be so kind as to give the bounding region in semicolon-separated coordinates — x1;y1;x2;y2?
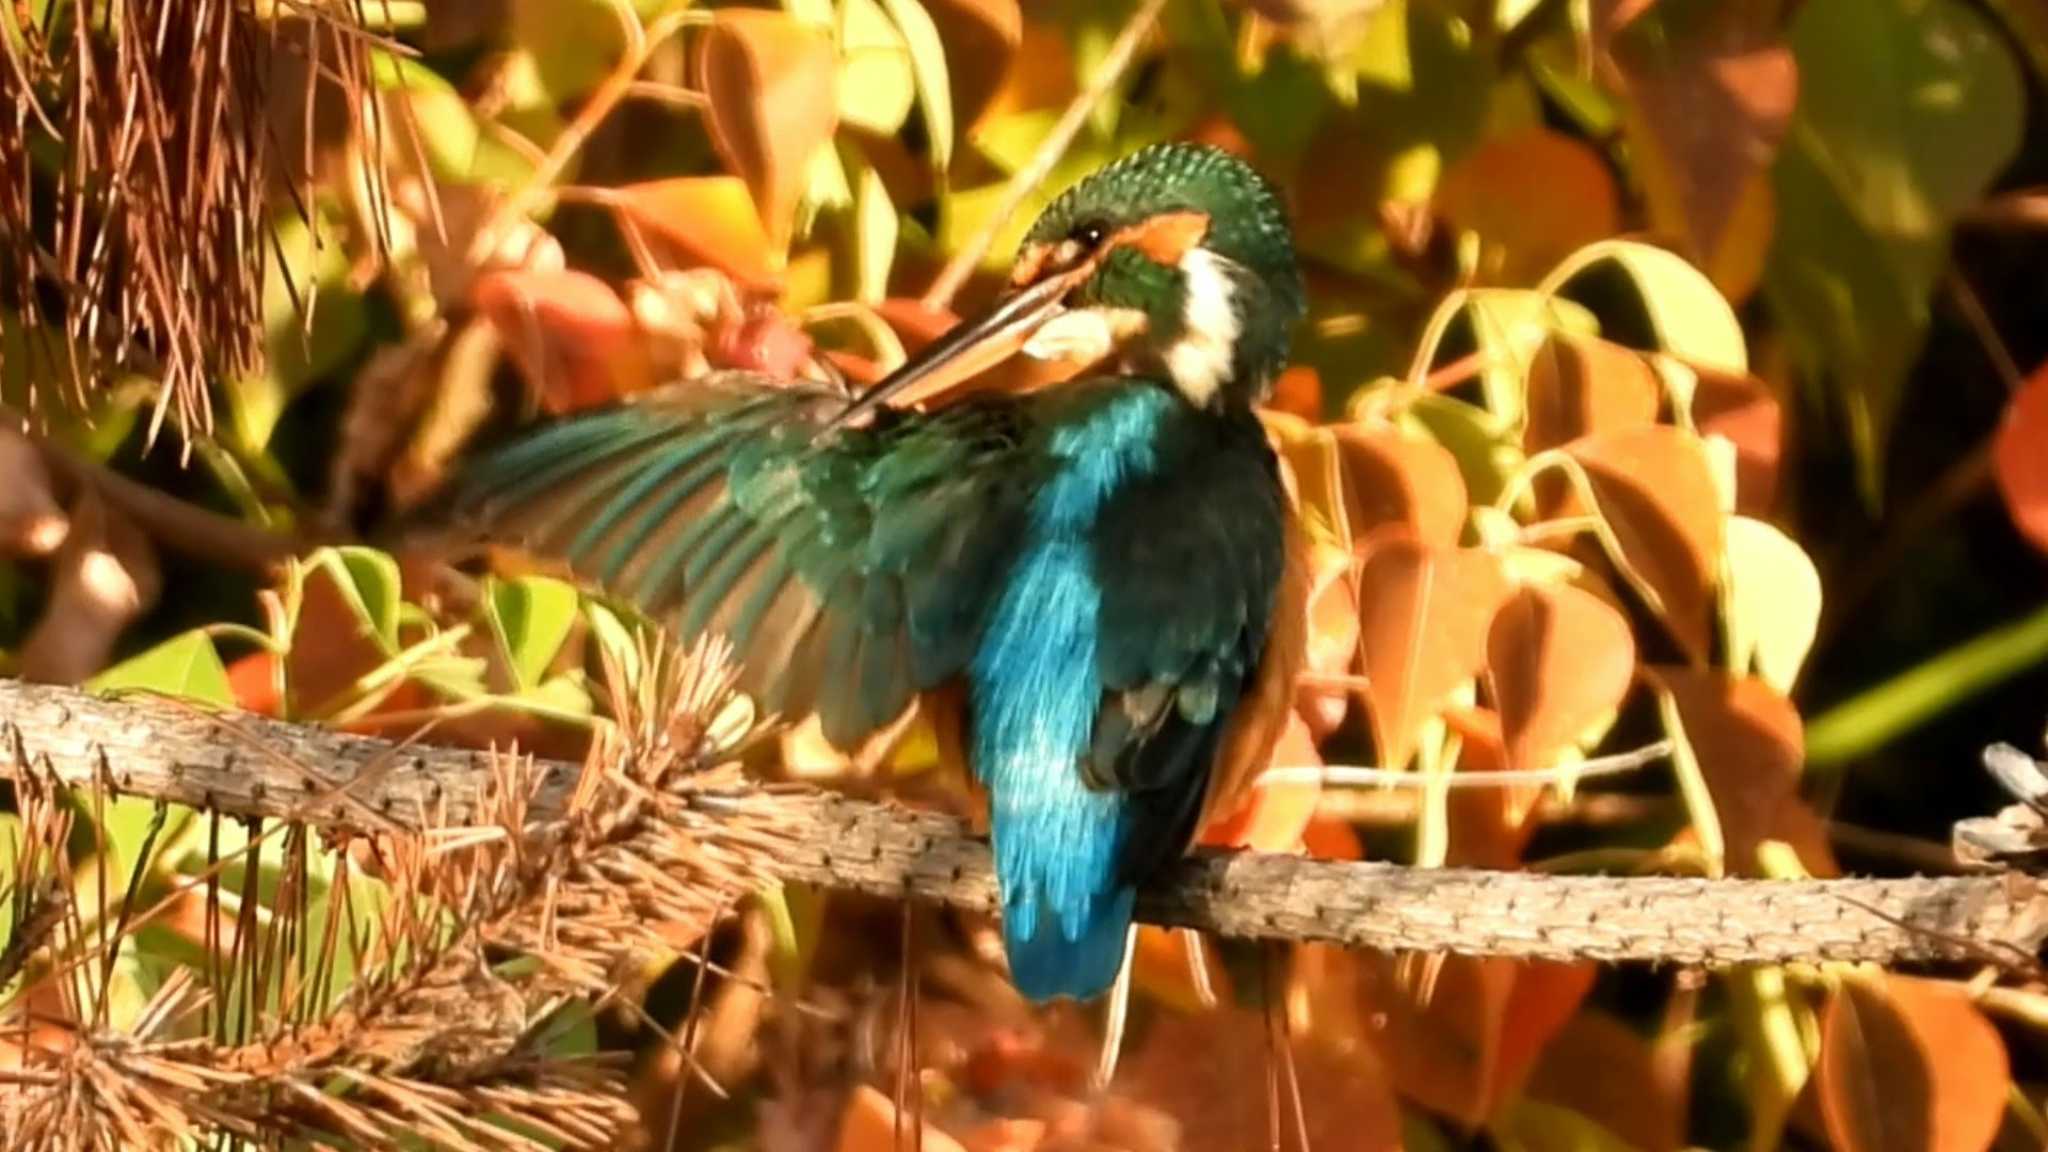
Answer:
1164;247;1241;407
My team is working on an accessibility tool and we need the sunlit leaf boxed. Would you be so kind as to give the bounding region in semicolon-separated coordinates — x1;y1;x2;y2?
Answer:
1202;710;1320;853
1488;584;1636;774
613;176;783;291
1723;516;1822;695
314;547;403;652
1646;666;1804;873
90;631;235;708
485;576;581;692
473;269;653;414
1767;0;2023;502
511;0;628;103
836;0;917;135
1522;333;1661;455
1566;425;1725;661
699;10;840;251
878;0;954;171
1355;536;1510;769
1435;129;1619;285
1819;976;2011;1152
1995;361;2048;556
1544;240;1748;374
852;159;898;303
1683;362;1785;514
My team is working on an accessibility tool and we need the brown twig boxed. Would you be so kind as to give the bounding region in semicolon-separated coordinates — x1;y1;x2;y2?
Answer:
2;678;2045;969
918;0;1170;311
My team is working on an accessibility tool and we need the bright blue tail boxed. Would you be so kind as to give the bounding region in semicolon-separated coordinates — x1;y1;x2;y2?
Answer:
1002;885;1134;1001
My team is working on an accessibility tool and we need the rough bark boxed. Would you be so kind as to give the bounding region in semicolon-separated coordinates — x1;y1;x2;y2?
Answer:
4;678;2044;968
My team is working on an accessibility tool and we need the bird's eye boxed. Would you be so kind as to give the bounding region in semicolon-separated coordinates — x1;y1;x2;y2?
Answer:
1070;221;1107;250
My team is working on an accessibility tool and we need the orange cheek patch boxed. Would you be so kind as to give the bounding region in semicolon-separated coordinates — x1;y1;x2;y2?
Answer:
1010;243;1052;287
1115;210;1211;265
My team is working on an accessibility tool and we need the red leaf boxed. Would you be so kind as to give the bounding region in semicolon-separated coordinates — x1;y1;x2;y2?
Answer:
1646;665;1804;872
226;651;280;716
1489;584;1637;773
1355;537;1510;769
473;269;651;413
1995;361;2048;555
698;10;839;252
1566;425;1724;662
1523;333;1661;455
1819;977;2010;1152
1201;710;1319;853
1267;364;1322;420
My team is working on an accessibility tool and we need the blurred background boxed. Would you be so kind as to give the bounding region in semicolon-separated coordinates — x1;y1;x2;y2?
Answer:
6;0;2048;1148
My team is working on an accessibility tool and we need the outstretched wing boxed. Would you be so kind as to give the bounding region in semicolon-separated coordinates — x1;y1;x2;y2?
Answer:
1083;413;1288;881
423;374;1037;748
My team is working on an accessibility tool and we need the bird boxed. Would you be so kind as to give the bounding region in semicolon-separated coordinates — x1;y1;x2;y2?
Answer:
420;141;1308;1004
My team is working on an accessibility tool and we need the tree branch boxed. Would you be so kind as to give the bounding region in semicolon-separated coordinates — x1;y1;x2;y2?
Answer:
4;678;2045;969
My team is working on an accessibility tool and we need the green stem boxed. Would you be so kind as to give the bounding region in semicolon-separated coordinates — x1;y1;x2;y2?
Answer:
1805;600;2048;767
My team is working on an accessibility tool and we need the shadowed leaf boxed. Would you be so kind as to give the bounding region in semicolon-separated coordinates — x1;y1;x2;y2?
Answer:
1489;583;1637;773
1995;361;2048;555
473;269;652;414
1333;424;1470;550
1523;333;1661;454
1436;129;1620;285
1567;425;1725;661
1647;666;1804;872
1355;536;1510;769
1819;976;2010;1152
699;10;841;251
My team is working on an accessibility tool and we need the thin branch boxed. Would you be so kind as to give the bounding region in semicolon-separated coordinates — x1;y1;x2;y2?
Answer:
0;679;2044;969
918;0;1169;310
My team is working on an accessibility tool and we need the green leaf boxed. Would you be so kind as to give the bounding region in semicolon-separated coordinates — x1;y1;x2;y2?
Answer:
1721;515;1823;695
89;632;235;708
371;51;536;186
1541;240;1747;374
1765;0;2023;503
306;547;404;652
511;0;630;104
486;575;582;691
1398;392;1525;507
1491;1099;1635;1152
583;599;644;687
837;0;917;135
878;0;953;171
852;158;897;303
233;209;368;453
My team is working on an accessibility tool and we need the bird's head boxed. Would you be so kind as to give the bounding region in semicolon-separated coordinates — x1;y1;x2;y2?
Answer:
838;143;1304;422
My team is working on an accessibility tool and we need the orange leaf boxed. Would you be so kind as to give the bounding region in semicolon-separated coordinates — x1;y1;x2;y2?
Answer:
1995;361;2048;555
1267;364;1322;420
1523;333;1661;454
698;10;838;253
226;651;280;716
1357;954;1592;1125
1646;665;1803;872
1527;1011;1684;1152
1118;1006;1403;1152
1333;425;1470;550
1489;584;1637;773
1297;538;1357;739
1818;977;2010;1152
922;0;1023;137
472;269;652;414
1130;926;1234;1013
836;1084;967;1152
1692;364;1784;515
876;296;959;353
1442;707;1537;868
1201;710;1319;852
1566;425;1724;662
613;176;782;293
1434;129;1620;284
1355;537;1510;769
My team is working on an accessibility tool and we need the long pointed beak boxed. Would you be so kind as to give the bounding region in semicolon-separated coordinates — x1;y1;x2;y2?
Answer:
819;266;1087;435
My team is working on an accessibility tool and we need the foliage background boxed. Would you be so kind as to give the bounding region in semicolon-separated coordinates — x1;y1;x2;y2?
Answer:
7;0;2048;1149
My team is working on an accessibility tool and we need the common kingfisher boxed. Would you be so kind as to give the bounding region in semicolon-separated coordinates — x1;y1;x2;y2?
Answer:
426;143;1307;1002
